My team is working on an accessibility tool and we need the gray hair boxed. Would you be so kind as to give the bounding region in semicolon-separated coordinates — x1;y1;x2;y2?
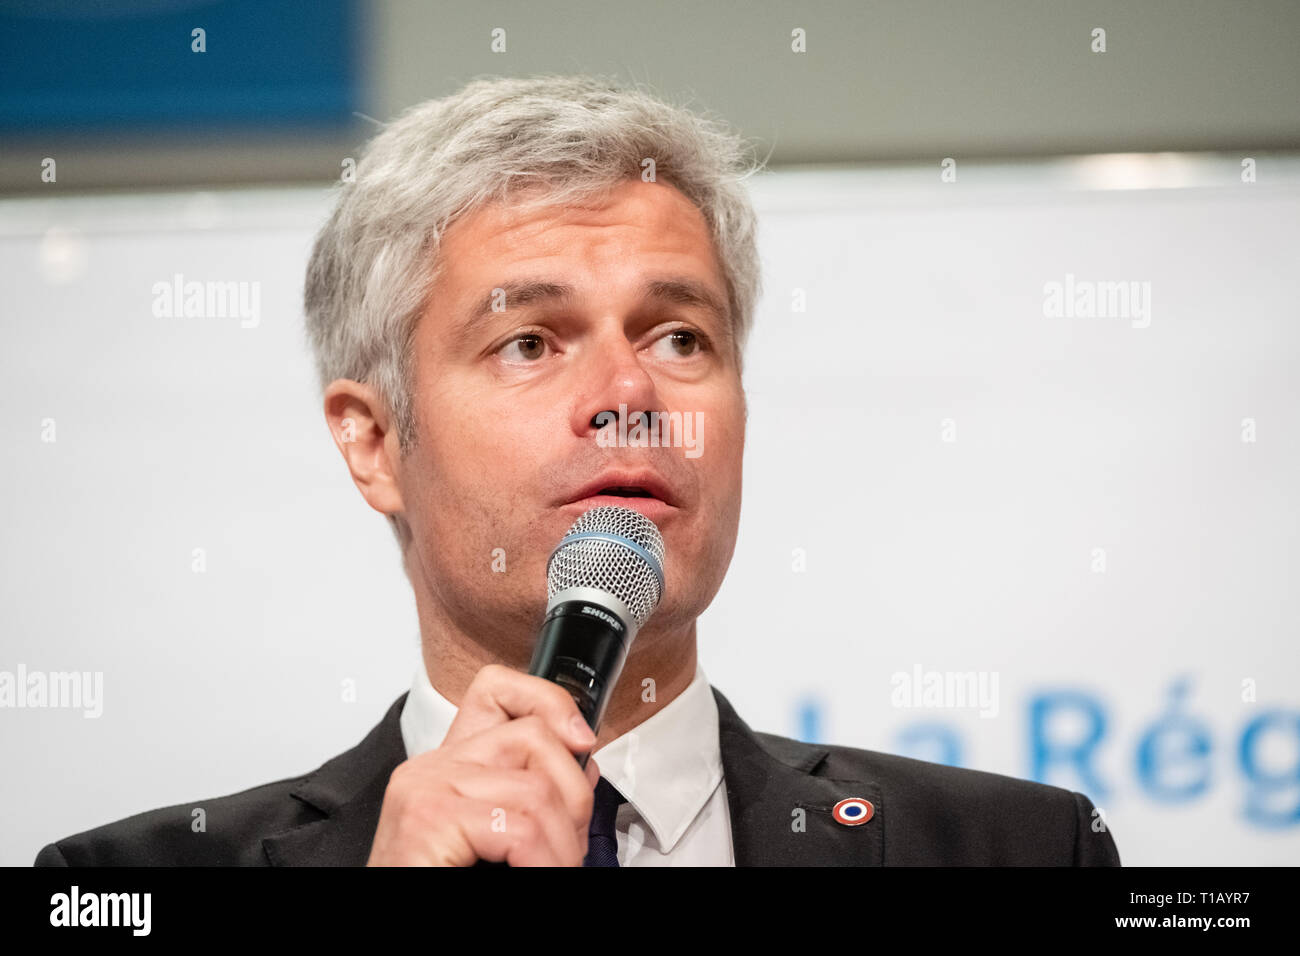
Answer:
303;73;765;543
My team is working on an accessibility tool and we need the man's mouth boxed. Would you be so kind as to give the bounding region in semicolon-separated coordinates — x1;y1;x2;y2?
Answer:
598;486;654;498
560;472;680;519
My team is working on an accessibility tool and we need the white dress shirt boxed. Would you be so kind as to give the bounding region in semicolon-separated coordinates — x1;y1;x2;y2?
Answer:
399;659;735;866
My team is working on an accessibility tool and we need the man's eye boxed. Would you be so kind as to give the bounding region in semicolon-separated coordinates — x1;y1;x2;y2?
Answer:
498;334;547;362
660;329;703;357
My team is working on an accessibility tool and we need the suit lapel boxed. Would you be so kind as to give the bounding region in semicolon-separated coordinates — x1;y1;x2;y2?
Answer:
262;693;409;866
712;686;884;866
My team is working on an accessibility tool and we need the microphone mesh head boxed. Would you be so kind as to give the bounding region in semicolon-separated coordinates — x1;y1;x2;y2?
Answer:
547;506;666;629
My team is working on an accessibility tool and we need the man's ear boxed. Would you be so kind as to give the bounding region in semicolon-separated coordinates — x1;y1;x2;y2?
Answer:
323;379;405;519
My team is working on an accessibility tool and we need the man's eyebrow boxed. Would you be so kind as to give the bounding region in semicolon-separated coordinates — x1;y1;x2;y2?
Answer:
642;277;729;328
464;279;575;324
459;276;730;330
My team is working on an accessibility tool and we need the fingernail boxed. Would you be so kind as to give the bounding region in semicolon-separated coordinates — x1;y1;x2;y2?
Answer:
570;714;595;744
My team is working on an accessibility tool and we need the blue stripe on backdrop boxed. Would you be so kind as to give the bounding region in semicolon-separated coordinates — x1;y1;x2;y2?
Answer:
0;0;360;133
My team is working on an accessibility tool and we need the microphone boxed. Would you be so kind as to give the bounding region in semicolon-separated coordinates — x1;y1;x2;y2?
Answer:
527;505;666;768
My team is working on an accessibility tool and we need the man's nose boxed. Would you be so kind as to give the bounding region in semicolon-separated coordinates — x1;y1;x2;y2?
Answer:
573;335;659;437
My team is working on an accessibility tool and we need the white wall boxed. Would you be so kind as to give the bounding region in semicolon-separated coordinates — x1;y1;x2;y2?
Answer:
2;156;1297;865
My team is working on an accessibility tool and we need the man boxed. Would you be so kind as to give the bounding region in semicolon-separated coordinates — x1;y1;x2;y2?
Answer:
35;74;1119;867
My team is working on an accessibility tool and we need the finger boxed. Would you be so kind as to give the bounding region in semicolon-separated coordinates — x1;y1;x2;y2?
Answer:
445;665;596;755
450;767;586;867
576;759;601;859
437;794;565;867
448;716;598;829
504;816;566;868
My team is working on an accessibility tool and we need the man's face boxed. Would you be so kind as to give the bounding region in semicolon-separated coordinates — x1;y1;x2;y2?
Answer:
395;178;746;651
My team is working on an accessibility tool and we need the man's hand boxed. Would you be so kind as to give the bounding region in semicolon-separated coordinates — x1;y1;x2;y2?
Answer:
367;664;602;866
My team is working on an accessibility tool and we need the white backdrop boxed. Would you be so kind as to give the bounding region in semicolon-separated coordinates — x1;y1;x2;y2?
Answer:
2;156;1297;866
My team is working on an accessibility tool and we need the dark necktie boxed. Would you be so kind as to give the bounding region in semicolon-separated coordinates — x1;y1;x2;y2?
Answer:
583;777;626;867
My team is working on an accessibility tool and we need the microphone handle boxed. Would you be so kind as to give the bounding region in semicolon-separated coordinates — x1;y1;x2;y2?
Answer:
527;598;631;768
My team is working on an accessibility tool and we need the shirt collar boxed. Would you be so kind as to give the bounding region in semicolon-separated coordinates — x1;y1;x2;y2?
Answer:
399;659;722;854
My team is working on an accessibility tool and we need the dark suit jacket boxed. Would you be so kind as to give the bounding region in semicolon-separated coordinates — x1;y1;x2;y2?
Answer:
34;686;1120;866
